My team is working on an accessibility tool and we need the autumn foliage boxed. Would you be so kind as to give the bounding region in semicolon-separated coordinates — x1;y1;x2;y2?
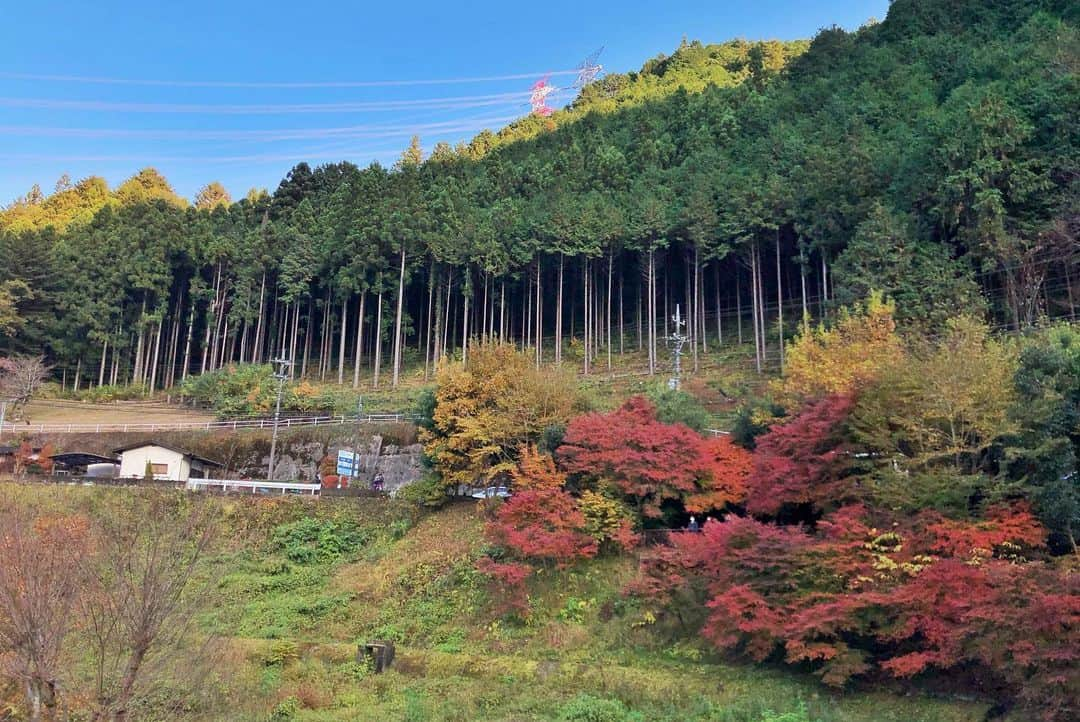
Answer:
484;447;597;567
774;291;902;408
637;504;1078;718
558;397;747;517
745;394;856;516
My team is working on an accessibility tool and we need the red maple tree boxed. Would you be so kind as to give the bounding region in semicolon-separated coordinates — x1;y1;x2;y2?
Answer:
745;394;856;516
486;447;597;567
558;396;734;517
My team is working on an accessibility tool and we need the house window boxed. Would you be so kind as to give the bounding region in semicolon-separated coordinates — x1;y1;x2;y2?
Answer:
151;463;169;475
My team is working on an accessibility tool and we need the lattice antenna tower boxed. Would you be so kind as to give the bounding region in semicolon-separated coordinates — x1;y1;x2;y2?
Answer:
666;304;689;391
573;47;605;89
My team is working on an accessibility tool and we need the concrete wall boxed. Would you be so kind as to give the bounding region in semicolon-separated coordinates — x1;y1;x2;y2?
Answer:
117;446;190;481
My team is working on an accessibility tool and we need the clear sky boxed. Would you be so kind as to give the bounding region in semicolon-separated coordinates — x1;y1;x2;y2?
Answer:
0;1;889;204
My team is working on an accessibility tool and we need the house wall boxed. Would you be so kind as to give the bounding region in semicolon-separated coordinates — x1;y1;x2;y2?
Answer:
118;446;190;481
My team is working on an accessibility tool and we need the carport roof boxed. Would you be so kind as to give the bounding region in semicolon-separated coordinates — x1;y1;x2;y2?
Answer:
49;452;119;467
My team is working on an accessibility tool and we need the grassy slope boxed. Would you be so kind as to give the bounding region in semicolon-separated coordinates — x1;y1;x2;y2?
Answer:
202;498;993;722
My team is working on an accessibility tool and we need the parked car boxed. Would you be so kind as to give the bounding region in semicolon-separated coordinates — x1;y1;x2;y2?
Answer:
470;485;511;499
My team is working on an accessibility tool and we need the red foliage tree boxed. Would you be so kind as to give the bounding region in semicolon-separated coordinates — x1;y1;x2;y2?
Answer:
635;503;1078;720
922;502;1045;557
558;396;732;517
745;394;857;515
686;436;752;513
486;447;597;567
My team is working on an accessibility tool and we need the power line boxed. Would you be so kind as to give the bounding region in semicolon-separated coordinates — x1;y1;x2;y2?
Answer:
0;91;532;115
0;114;520;143
0;69;579;89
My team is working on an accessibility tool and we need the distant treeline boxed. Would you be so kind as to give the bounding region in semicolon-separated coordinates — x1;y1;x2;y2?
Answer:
1;0;1076;389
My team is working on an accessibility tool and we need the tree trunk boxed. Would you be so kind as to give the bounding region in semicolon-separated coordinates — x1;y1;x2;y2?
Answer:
619;273;625;356
535;259;542;369
132;299;146;385
500;279;506;343
352;293;365;388
99;338;108;387
776;231;785;371
425;261;435;379
337;297;348;385
462;277;470;364
290;300;301;373
750;247;761;373
373;291;383;388
643;248;652;375
148;315;163;391
715;262;723;347
253;272;266;363
556;254;564;365
607;249;614;370
799;241;809;329
820;250;828;318
392;246;407;387
584;257;590;375
442;268;452;358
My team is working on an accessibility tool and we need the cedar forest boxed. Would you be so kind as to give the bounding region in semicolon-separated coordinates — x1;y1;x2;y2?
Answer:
0;0;1078;721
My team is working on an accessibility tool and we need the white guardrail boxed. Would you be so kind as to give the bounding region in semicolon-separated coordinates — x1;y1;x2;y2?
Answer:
0;413;412;435
186;478;321;496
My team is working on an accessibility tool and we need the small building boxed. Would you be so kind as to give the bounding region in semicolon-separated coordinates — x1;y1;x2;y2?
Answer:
113;442;223;482
49;451;120;477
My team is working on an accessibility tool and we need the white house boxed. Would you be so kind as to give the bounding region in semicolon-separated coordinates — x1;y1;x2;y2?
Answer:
113;442;222;482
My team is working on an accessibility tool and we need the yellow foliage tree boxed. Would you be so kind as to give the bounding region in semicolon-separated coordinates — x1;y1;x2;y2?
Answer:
423;343;581;489
852;315;1018;470
774;291;902;409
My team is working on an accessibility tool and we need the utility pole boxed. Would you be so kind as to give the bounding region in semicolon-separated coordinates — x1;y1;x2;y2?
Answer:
267;357;293;481
352;396;363;485
666;304;688;391
0;401;6;441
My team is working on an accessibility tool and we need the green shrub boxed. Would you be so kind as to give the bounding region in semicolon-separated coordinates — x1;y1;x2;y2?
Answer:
559;694;644;722
269;695;300;721
411;386;437;431
264;640;300;666
557;597;593;624
397;472;450;508
179;363;336;418
271;517;369;564
645;384;711;432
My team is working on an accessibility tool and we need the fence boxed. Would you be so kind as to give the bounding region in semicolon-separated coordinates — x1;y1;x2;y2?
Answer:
186;478;321;496
0;412;414;435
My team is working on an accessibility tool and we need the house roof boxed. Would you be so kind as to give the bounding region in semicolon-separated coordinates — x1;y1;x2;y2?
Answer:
50;452;120;467
111;442;223;468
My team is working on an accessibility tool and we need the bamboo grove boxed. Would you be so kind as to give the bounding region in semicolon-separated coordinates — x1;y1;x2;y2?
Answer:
1;0;1077;391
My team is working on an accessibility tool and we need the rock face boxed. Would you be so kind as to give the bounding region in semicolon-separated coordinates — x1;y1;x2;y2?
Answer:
325;436;424;493
371;443;424;494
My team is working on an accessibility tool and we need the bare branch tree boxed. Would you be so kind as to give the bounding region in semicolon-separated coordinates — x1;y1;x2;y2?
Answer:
0;508;92;722
0;355;50;420
83;492;220;722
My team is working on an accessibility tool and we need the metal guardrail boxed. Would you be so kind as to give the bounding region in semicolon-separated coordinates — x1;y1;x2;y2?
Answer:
186;478;321;496
0;413;414;435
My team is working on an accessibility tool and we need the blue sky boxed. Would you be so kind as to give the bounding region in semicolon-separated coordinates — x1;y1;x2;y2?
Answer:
0;1;889;204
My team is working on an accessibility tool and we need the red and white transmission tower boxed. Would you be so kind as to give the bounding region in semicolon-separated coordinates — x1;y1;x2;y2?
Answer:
529;74;556;116
527;48;604;117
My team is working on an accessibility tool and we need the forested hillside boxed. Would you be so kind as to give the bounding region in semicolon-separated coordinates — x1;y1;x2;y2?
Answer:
0;0;1077;390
